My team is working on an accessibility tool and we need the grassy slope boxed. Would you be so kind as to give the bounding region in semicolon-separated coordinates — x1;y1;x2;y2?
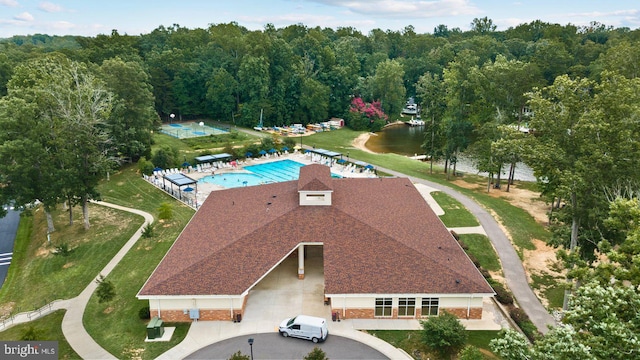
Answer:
306;129;548;254
433;191;480;227
369;329;501;359
0;310;80;359
0;206;142;312
0;127;552;358
83;165;195;359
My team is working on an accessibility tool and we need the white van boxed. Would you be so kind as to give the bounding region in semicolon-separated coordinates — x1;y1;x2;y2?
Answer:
279;315;329;343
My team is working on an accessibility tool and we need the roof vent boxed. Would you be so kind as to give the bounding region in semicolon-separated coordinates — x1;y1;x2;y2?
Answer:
267;202;272;205
455;279;460;284
272;195;277;198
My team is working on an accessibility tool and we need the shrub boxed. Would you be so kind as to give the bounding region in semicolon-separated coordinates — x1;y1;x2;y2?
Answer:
507;308;540;341
158;202;173;220
21;326;44;341
421;311;468;359
479;267;492;279
509;307;528;324
54;243;73;257
228;351;250;360
519;320;540;342
141;223;154;238
138;306;150;320
304;346;328;360
95;274;116;303
459;345;484;360
492;282;514;305
137;157;154;176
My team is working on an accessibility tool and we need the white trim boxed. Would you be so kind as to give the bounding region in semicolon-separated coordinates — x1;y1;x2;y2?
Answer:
138;294;245;300
325;293;493;298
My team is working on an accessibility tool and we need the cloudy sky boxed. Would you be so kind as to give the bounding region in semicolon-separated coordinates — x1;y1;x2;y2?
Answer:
0;0;638;38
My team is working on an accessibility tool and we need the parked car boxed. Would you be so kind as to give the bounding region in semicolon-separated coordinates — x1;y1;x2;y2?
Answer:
278;315;328;343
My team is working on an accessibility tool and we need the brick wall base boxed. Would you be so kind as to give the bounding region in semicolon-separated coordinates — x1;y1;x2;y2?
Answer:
334;308;375;319
330;307;483;320
441;307;483;320
152;308;246;322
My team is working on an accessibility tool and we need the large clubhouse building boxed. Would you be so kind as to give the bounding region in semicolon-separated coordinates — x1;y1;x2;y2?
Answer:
137;164;494;322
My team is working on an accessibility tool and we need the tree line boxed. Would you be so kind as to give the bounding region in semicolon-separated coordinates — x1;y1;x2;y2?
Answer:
1;20;640;347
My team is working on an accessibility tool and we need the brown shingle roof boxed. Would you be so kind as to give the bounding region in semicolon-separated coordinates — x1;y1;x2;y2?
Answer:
139;165;493;297
298;163;333;191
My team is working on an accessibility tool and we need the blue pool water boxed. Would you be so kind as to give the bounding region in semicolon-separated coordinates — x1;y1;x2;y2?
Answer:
199;159;340;188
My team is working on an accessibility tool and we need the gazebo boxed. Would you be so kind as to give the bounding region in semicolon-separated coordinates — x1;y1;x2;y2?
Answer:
162;173;198;202
194;153;232;165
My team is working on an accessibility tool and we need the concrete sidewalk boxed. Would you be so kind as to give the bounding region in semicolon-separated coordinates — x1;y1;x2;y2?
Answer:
157;246;507;360
392;171;557;334
61;201;155;359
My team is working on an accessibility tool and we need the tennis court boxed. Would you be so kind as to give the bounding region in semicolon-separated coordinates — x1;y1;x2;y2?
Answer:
160;122;229;139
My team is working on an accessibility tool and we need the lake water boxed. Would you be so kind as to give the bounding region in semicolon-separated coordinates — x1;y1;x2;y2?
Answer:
365;123;536;181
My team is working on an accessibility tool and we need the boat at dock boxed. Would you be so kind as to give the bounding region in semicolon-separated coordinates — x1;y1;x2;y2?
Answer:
405;117;425;126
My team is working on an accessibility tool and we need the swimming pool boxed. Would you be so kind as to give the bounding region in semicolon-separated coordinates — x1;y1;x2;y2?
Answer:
199;159;340;188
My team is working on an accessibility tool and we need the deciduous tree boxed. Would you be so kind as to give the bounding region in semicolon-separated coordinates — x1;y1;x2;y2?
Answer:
420;311;468;359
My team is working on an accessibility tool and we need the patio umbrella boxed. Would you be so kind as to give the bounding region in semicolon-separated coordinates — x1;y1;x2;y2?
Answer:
153;167;163;172
259;150;267;155
182;162;190;167
304;149;310;153
245;151;253;158
337;159;346;164
268;148;277;154
365;164;375;169
183;187;194;192
281;146;289;151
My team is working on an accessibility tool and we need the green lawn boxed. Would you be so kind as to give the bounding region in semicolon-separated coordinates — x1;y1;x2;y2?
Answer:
153;126;261;164
368;329;500;359
83;164;195;359
0;205;142;313
0;310;80;359
530;273;566;310
432;191;480;227
307;129;549;255
459;234;501;272
0;127;554;358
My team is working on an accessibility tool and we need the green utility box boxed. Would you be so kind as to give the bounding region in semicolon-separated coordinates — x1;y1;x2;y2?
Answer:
146;316;165;339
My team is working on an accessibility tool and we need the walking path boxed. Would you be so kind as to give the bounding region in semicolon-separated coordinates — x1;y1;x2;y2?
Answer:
1;154;555;359
381;167;556;334
0;201;154;359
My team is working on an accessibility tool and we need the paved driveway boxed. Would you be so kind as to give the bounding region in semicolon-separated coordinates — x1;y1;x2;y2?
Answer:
185;333;387;360
0;206;21;289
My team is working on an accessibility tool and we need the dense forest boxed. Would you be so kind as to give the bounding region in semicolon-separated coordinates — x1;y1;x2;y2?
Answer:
1;19;640;357
1;17;640;250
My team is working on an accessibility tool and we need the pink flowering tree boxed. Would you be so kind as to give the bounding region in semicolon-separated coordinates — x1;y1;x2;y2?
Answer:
346;97;388;131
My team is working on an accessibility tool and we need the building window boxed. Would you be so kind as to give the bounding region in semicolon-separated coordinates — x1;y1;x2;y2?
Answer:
375;298;392;317
421;298;439;316
398;298;415;316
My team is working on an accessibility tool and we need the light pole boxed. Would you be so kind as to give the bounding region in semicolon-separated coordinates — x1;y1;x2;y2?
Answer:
169;113;175;124
248;338;254;360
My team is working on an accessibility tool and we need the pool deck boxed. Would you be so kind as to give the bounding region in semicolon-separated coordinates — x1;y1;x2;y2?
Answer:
185;151;377;205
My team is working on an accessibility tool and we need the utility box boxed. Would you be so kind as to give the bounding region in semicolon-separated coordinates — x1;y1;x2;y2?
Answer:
146;316;165;339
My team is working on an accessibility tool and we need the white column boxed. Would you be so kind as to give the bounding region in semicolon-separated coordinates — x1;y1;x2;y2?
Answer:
298;244;305;279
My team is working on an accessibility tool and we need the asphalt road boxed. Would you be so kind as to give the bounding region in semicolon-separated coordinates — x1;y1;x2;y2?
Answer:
185;333;388;360
0;206;21;289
